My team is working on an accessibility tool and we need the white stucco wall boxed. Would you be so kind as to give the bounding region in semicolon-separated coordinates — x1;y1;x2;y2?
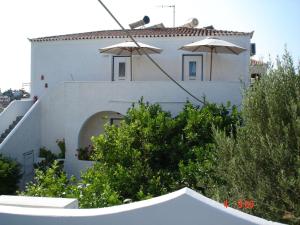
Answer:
0;82;244;177
39;84;66;154
0;188;285;225
0;99;33;136
0;100;40;162
79;111;123;148
31;80;242;176
30;35;251;97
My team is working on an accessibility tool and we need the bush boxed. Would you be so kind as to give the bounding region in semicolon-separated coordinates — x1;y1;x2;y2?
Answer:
90;99;239;203
0;154;22;194
35;139;66;171
23;100;239;208
21;161;75;198
76;145;94;161
215;50;300;224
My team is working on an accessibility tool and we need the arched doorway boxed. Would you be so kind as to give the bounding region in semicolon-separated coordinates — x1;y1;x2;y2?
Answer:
78;111;123;148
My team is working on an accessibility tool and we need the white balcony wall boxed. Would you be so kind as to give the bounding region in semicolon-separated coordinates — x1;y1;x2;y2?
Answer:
33;81;242;175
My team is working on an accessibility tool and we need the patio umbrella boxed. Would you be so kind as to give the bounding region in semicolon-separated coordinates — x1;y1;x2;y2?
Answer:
99;41;162;81
179;37;246;81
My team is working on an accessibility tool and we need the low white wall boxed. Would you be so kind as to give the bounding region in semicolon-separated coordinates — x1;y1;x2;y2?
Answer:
0;99;33;136
0;188;284;225
0;100;41;162
0;195;78;209
0;80;243;177
55;80;242;175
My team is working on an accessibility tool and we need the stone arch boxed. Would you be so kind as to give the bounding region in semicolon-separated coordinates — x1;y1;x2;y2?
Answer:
78;111;123;148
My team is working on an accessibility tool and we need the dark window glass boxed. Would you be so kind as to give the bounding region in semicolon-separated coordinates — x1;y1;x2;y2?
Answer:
189;61;196;77
119;62;126;77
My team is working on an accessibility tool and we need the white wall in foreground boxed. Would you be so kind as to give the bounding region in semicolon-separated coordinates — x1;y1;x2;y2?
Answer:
0;195;78;209
0;188;285;225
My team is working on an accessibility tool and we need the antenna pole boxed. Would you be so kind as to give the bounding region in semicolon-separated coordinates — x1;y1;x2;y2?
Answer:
159;5;175;27
173;5;175;27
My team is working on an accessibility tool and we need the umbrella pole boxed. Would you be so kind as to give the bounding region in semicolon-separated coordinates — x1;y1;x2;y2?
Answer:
210;48;213;81
130;54;133;81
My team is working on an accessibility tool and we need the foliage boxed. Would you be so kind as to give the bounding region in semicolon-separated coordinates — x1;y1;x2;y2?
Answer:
76;145;94;161
23;100;239;208
215;49;300;224
2;89;30;101
35;139;66;171
0;154;22;194
74;163;122;208
21;161;75;198
89;99;240;204
56;139;66;158
22;160;121;208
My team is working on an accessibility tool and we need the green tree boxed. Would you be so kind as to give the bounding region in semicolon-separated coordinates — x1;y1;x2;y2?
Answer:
90;100;239;203
215;49;300;224
0;154;22;194
22;100;240;208
2;89;30;101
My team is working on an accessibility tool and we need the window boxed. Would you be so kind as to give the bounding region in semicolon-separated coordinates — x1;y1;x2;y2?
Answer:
119;62;126;78
189;61;196;77
110;118;123;127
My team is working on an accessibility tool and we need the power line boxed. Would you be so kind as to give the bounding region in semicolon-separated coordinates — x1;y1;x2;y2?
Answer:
96;0;205;105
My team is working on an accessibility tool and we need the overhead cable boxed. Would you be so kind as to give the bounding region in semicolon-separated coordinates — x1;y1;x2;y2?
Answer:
97;0;205;104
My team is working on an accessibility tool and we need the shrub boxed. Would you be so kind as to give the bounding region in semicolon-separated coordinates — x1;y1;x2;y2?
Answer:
76;145;94;161
56;139;66;159
21;160;75;198
35;139;66;171
215;50;300;224
0;154;22;194
23;100;239;208
90;99;239;203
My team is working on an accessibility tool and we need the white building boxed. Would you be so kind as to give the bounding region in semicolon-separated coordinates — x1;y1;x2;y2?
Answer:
0;27;253;177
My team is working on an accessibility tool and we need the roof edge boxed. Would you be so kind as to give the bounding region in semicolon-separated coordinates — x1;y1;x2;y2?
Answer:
29;27;254;43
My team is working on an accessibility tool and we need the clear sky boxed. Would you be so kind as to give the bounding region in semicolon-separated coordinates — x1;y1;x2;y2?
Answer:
0;0;299;91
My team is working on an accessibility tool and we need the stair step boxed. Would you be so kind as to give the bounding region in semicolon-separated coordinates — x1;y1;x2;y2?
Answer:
0;133;6;139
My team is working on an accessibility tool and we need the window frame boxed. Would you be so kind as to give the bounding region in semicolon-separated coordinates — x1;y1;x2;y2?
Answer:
110;118;124;127
112;56;130;81
182;54;204;81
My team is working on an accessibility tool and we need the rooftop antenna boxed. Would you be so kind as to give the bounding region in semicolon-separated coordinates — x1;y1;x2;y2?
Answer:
157;5;175;27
